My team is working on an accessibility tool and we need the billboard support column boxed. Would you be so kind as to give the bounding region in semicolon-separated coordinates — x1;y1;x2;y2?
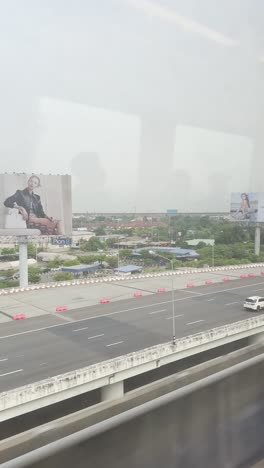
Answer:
18;237;28;288
255;225;261;256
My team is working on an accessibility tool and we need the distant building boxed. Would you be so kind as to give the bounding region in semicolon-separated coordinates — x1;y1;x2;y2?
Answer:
186;239;215;247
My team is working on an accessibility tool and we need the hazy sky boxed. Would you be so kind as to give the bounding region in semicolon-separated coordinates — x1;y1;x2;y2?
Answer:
0;0;263;212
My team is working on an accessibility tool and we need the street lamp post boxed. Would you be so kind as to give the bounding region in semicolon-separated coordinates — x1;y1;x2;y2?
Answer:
149;251;176;345
171;259;176;344
212;240;215;267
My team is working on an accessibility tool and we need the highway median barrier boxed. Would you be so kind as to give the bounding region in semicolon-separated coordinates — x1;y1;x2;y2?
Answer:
56;306;68;312
133;292;143;298
12;313;26;320
100;298;110;304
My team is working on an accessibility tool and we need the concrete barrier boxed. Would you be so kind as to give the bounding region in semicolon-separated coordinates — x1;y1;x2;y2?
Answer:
1;353;264;468
1;315;264;422
0;263;264;296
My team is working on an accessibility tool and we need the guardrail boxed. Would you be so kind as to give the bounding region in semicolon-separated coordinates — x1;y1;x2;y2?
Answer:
1;314;264;422
1;263;264;296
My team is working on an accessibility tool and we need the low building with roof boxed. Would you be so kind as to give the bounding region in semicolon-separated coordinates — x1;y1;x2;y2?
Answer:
133;247;199;260
114;265;143;275
60;263;100;274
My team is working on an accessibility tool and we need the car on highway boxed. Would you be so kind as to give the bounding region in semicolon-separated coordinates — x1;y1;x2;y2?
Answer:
243;296;264;312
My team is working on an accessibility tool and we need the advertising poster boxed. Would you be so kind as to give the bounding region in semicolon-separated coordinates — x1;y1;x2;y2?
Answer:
230;192;264;223
0;173;72;236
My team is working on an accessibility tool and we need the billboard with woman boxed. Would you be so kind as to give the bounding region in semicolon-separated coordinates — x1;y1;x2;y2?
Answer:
0;173;72;236
230;192;264;223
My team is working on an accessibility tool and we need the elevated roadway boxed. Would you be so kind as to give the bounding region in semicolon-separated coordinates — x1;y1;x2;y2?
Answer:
0;276;264;393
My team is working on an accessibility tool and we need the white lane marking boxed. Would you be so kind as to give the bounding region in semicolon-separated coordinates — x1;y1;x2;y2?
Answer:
0;369;23;377
166;315;183;320
183;289;203;296
253;288;264;292
1;280;264;341
0;358;8;362
106;341;124;347
186;320;204;326
72;327;88;332
88;334;104;340
206;298;215;302
225;302;239;306
148;309;167;315
39;363;46;366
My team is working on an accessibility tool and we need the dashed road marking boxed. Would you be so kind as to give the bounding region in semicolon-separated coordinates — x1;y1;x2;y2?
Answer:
165;315;183;320
106;341;124;347
88;334;104;340
149;309;167;315
0;369;23;377
186;320;204;326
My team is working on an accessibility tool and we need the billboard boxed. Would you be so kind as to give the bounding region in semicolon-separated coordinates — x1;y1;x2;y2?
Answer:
166;209;178;216
230;192;264;223
51;237;72;246
0;174;72;236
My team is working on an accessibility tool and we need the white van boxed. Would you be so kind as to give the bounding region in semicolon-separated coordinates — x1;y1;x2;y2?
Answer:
243;296;264;311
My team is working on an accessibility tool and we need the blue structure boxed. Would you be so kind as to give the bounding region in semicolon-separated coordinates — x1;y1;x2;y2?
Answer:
61;263;100;273
114;265;143;274
133;247;199;260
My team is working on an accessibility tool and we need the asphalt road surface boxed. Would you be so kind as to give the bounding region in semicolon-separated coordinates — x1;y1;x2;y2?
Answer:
0;277;264;392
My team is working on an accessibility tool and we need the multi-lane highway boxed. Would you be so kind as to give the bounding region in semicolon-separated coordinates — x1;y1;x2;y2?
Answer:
0;277;264;393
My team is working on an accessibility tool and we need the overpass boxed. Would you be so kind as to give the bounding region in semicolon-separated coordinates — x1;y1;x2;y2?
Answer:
1;313;264;422
1;344;264;467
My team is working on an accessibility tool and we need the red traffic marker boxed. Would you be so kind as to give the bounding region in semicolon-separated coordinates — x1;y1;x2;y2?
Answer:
157;287;166;293
223;277;230;282
240;274;247;279
186;283;194;288
248;273;255;277
205;280;213;285
134;292;142;297
56;306;68;312
100;298;110;304
261;271;264;276
12;313;26;320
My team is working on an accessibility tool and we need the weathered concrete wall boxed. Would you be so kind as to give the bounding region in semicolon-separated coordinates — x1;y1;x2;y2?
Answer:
2;353;264;468
0;341;262;463
1;315;264;422
0;338;250;442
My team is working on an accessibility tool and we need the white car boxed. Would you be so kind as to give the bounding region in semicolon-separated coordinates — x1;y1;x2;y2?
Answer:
243;296;264;312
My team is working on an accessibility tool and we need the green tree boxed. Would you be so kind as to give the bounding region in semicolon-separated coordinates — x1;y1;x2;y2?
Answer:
94;226;106;236
1;247;16;255
47;257;64;268
28;267;41;284
80;237;105;252
0;280;19;289
119;249;132;259
0;269;16;278
62;259;80;267
105;237;118;248
105;256;118;268
27;242;38;258
53;272;73;282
